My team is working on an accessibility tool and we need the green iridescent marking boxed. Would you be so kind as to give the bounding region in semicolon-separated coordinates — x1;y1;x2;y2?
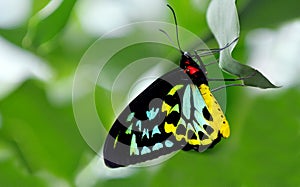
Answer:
170;104;180;113
183;85;191;120
125;123;133;134
113;135;119;149
127;112;135;122
177;118;187;128
130;134;139;156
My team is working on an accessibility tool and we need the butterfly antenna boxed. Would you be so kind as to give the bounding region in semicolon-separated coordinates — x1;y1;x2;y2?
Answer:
167;4;183;53
159;29;177;47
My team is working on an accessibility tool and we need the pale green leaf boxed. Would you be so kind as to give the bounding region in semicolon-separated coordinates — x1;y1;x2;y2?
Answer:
207;0;278;88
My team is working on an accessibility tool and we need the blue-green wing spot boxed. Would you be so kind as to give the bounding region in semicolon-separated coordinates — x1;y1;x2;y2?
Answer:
146;108;159;120
135;120;142;131
151;125;161;137
141;146;151;155
130;134;139;155
152;143;163;151
142;128;149;139
182;85;191;120
127;112;135;122
165;140;174;148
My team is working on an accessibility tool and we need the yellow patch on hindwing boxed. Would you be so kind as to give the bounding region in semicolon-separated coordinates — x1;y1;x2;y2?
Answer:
164;122;176;133
199;84;230;138
162;84;229;147
162;83;230;147
164;121;213;145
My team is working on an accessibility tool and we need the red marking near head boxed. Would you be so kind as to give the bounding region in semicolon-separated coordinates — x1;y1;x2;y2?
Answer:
185;66;199;75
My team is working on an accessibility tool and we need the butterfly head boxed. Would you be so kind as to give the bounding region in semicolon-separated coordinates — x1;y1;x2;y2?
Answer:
180;52;208;86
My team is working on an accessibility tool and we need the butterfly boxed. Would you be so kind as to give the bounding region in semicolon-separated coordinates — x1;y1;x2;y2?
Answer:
103;5;231;168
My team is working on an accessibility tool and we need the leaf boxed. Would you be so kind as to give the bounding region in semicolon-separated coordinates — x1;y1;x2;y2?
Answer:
206;0;278;88
23;0;76;49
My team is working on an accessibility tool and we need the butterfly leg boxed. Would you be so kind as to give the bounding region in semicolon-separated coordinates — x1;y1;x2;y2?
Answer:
208;72;257;82
189;37;239;57
211;83;246;92
209;72;257;92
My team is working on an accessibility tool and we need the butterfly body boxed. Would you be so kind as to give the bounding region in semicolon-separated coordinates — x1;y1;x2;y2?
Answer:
103;52;230;168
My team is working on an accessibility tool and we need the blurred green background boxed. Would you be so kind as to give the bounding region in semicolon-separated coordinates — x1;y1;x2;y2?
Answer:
1;0;300;186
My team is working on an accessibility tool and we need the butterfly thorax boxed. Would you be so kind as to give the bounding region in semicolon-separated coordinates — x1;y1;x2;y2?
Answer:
180;53;208;86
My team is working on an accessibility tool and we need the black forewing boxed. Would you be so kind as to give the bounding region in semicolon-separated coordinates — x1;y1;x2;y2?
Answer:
103;67;194;168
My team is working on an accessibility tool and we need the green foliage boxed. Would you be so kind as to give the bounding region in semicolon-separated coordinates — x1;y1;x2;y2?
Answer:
0;0;300;186
23;0;76;48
